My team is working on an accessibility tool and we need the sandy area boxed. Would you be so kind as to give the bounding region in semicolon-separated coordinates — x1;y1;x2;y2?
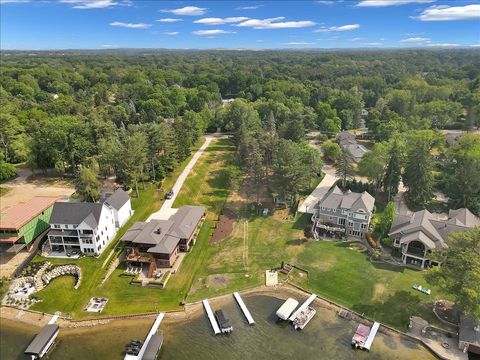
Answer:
1;168;74;210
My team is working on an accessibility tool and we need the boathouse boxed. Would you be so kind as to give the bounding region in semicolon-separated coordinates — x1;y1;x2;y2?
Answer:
24;324;59;359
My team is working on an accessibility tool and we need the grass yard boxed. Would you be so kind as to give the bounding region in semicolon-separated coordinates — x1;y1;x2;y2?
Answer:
187;200;447;329
30;137;237;318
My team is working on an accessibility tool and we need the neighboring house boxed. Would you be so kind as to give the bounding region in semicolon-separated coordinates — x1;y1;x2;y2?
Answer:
221;98;235;106
313;186;375;238
0;197;58;254
389;208;480;269
100;188;132;228
459;315;480;355
336;131;369;163
121;205;205;277
47;202;117;256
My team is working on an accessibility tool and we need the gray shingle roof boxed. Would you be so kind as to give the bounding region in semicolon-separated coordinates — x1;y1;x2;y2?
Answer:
101;188;130;210
319;186;375;214
121;205;205;255
389;208;479;250
50;202;104;228
459;315;480;347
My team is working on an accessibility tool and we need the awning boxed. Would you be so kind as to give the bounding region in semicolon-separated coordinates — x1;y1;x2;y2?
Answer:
0;234;21;243
0;242;28;253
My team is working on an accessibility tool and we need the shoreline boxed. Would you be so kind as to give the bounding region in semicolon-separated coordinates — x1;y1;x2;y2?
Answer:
0;284;447;359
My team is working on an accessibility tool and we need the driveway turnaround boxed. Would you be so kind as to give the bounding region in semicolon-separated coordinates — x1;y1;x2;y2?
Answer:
147;134;216;221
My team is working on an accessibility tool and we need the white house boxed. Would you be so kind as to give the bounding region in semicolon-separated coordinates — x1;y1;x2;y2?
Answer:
47;202;117;256
101;188;132;228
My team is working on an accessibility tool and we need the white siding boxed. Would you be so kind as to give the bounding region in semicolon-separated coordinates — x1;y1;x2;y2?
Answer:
114;199;132;228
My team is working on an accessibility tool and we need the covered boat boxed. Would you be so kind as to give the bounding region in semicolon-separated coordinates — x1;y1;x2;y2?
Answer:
214;309;233;334
276;298;299;320
352;324;371;349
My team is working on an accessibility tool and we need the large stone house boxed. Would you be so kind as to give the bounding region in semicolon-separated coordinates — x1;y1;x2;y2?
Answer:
47;202;118;257
313;186;375;238
389;208;480;269
121;205;205;277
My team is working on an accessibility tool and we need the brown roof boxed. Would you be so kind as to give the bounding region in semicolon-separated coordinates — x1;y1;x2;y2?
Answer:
0;197;58;231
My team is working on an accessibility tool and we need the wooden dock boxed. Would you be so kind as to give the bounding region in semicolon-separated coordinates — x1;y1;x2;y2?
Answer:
202;300;221;335
363;322;380;351
233;292;255;325
289;294;317;322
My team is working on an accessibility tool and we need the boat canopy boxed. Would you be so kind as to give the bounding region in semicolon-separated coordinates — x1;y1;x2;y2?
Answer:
276;298;299;320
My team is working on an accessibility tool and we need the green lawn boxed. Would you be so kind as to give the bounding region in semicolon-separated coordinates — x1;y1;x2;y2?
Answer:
31;137;235;318
187;208;447;330
29;136;447;330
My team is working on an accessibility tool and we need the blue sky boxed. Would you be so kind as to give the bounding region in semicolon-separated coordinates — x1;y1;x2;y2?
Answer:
1;0;479;50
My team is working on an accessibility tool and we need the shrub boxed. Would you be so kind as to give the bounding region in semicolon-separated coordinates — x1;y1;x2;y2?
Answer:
0;161;16;182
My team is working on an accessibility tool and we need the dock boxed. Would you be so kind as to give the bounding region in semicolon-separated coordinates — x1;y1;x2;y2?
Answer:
202;299;221;335
363;322;380;351
289;294;317;322
124;313;164;360
48;314;59;325
233;292;255;325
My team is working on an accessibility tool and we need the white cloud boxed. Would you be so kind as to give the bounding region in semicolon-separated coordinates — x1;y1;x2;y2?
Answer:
400;37;431;43
361;42;383;46
160;6;206;16
236;17;316;29
109;21;151;29
417;5;480;21
284;42;314;45
427;43;460;47
356;0;435;7
314;24;360;32
256;39;264;42
164;31;179;36
470;44;480;47
236;5;263;10
156;18;183;23
316;1;335;5
194;17;249;25
350;37;363;41
192;29;235;36
102;44;119;48
60;0;124;9
0;0;30;4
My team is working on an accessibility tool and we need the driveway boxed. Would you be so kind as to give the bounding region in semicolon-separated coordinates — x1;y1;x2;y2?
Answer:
298;173;337;214
147;134;220;221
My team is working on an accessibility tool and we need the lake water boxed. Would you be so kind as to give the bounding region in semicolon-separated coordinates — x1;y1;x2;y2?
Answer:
1;293;436;360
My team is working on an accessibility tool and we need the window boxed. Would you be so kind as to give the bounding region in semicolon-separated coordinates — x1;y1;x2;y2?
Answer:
348;221;353;227
54;225;60;229
361;223;367;229
65;225;69;229
333;209;336;213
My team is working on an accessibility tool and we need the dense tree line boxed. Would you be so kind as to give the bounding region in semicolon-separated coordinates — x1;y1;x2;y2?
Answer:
1;50;479;201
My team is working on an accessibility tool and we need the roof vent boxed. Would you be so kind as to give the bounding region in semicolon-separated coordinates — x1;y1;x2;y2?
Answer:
155;228;162;235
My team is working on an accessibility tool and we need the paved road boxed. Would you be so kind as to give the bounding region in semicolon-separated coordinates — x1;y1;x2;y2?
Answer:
147;134;220;221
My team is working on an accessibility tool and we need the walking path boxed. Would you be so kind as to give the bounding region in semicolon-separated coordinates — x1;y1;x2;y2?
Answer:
147;134;217;221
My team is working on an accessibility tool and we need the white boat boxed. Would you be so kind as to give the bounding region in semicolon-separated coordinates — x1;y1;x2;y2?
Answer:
276;298;299;320
293;306;316;330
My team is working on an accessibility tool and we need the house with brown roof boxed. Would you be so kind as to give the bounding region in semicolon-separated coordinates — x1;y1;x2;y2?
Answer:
389;208;480;269
313;186;375;238
121;205;205;277
0;196;58;254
